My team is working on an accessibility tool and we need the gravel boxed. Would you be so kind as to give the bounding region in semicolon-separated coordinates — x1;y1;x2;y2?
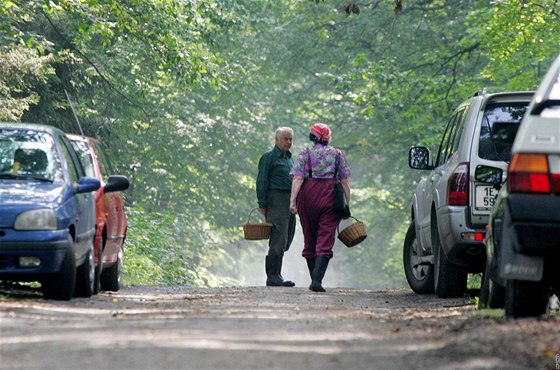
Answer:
0;284;558;369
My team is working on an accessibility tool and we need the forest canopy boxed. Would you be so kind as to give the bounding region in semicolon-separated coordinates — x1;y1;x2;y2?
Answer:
1;0;559;287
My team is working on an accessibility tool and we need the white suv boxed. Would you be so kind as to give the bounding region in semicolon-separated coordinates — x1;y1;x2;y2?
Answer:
404;90;534;297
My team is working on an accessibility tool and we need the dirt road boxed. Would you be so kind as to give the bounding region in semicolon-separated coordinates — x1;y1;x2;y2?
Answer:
0;285;558;369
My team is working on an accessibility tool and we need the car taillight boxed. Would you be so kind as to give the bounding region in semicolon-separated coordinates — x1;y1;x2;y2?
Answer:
461;231;485;241
550;155;560;195
508;153;556;193
448;162;469;206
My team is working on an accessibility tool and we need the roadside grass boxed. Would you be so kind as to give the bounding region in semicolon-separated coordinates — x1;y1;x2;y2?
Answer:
470;307;505;319
0;281;41;300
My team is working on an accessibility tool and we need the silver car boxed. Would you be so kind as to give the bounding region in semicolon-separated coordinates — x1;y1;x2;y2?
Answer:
480;54;560;317
404;90;533;297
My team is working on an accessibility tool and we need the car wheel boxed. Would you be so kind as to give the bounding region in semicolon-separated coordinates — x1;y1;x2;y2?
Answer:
101;247;122;292
479;260;504;309
42;236;76;300
93;237;104;295
74;246;95;297
433;222;467;298
505;280;549;318
403;222;434;294
478;261;490;308
487;278;505;308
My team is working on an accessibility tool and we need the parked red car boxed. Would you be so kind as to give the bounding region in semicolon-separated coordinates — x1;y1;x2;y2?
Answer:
68;134;129;292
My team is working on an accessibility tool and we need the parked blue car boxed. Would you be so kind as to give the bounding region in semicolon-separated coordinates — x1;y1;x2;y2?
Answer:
0;123;100;300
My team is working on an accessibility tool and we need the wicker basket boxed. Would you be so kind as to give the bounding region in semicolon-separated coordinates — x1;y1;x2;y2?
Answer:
243;208;273;240
337;217;367;248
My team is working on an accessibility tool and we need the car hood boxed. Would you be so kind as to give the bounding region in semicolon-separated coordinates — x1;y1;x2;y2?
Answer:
0;181;67;227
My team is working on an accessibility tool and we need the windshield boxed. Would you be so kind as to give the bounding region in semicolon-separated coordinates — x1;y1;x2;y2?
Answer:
478;102;529;162
0;129;64;182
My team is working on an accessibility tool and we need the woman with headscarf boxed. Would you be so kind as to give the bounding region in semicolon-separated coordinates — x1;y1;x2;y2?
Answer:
289;123;351;292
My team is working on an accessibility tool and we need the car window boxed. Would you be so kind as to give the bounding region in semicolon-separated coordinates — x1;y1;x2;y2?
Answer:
60;139;81;182
435;110;462;167
70;139;96;178
478;102;529;162
450;109;467;154
434;116;452;167
0;129;64;182
93;141;113;181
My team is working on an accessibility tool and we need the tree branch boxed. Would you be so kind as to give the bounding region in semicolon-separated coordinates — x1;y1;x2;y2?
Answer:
40;8;150;118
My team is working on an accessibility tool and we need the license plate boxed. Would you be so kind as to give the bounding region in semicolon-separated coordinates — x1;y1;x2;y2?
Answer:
475;185;498;209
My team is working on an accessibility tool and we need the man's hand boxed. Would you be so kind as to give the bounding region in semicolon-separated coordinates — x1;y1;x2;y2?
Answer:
258;208;266;217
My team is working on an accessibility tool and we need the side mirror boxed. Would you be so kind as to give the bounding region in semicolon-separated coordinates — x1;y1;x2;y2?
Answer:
475;165;503;185
75;177;101;194
104;175;130;193
409;146;431;170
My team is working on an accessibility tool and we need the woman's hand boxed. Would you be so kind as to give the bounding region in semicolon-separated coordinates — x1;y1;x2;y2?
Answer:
290;176;304;215
289;200;298;214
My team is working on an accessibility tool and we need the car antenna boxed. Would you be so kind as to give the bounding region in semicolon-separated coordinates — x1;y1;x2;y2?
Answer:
64;88;86;138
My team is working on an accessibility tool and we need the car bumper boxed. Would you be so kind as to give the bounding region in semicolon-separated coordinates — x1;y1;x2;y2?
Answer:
437;205;486;269
0;229;71;276
507;193;560;254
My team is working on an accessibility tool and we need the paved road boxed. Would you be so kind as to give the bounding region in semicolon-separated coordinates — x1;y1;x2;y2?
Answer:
0;285;558;369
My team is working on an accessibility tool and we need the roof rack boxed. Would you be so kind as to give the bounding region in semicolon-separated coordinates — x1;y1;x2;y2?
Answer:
470;88;488;98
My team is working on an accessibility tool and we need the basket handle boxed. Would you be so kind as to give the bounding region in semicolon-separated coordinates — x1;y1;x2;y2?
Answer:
337;216;360;234
247;208;269;224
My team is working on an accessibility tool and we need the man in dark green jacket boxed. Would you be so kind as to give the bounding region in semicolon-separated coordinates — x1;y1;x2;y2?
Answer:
256;127;296;287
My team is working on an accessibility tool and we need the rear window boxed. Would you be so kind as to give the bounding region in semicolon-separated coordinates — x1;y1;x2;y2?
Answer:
478;102;529;162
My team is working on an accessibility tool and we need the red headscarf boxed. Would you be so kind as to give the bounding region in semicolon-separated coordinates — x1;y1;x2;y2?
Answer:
310;123;331;143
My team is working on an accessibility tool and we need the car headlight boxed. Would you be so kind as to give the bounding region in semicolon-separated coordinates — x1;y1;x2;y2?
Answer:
14;209;57;230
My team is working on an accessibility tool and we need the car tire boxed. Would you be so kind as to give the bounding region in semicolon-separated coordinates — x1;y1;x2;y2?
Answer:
74;246;95;298
101;248;122;292
505;279;549;318
433;222;467;298
93;237;104;295
478;261;490;308
42;236;76;300
479;260;505;309
403;222;435;294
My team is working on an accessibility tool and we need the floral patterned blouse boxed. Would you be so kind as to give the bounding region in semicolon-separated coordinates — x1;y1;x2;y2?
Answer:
290;143;350;179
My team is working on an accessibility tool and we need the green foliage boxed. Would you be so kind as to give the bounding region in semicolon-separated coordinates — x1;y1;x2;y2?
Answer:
477;0;560;89
123;206;238;287
468;273;482;290
0;46;54;121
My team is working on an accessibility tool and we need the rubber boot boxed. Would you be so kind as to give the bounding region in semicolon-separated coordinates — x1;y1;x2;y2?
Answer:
309;256;329;292
276;255;295;287
306;258;316;280
266;256;295;287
